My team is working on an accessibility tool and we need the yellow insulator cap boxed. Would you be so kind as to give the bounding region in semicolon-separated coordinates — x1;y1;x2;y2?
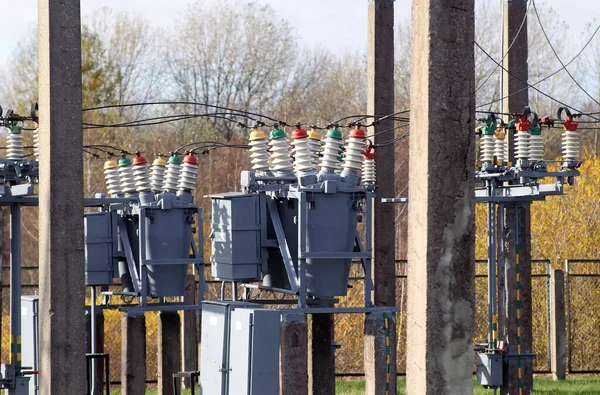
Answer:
308;128;320;140
495;128;506;140
249;128;266;141
152;156;167;166
104;160;118;170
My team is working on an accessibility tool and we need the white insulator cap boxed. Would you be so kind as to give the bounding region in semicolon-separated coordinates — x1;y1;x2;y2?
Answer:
177;154;198;192
249;128;271;173
33;128;40;162
268;128;294;175
6;132;24;160
493;130;507;163
528;134;544;161
318;136;343;174
163;155;182;193
132;154;151;193
562;130;580;161
514;130;530;160
118;157;137;195
291;126;316;176
150;156;167;193
362;146;376;185
104;159;122;196
341;136;366;176
480;134;495;163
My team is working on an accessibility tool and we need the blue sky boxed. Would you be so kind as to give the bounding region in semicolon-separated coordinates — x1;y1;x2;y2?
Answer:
1;0;599;71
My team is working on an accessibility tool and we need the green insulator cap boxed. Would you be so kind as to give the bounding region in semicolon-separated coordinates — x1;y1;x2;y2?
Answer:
505;119;517;129
168;154;182;164
529;119;542;136
326;128;342;140
9;125;22;135
269;127;286;140
118;157;132;167
481;120;496;136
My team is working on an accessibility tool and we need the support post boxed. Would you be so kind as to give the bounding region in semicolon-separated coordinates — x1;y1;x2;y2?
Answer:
501;1;532;393
181;274;197;389
38;1;86;394
86;308;105;394
407;0;476;393
121;312;146;395
158;312;181;395
550;269;566;380
280;314;308;395
308;313;335;395
366;0;397;392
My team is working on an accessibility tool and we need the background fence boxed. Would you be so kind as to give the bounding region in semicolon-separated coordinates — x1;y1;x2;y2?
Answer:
2;259;599;383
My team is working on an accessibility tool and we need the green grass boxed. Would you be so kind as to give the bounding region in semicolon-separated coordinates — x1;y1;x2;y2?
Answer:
110;376;600;394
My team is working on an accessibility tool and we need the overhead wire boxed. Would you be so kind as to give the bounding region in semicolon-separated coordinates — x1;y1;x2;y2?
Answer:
474;41;600;123
475;0;531;94
477;23;600;109
531;0;600;109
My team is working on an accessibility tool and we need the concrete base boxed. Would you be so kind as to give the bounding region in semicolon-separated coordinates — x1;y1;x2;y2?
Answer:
280;314;308;395
364;313;396;395
121;313;146;395
308;313;335;395
86;308;105;395
158;312;181;395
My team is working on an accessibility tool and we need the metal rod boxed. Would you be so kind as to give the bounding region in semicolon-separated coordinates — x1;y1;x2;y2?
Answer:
10;203;21;367
487;182;497;348
90;286;97;395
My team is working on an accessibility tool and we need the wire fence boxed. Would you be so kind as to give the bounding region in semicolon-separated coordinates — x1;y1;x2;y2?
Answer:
2;259;600;383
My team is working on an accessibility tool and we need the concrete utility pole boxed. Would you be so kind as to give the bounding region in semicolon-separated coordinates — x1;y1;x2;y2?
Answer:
365;1;397;394
407;0;476;394
499;1;533;393
38;0;86;394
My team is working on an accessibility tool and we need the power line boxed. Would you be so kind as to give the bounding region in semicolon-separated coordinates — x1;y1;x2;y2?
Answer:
475;0;531;94
474;41;600;123
477;23;600;109
531;0;600;109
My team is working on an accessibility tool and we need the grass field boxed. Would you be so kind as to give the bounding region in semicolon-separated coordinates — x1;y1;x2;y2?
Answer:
111;375;600;394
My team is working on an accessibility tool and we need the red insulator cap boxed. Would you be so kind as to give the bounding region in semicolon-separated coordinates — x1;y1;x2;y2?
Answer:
133;154;147;165
183;153;198;164
350;126;366;138
562;116;578;131
292;126;308;139
516;115;531;132
362;145;375;160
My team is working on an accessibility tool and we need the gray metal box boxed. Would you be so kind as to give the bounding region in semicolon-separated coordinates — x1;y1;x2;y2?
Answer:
476;352;503;387
84;212;114;286
21;295;39;395
229;309;280;395
210;193;262;281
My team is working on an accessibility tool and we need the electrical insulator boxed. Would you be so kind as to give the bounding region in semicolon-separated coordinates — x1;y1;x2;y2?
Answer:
479;133;495;163
362;146;376;185
178;153;198;192
33;124;40;162
528;120;544;161
6;125;24;160
268;127;293;175
150;155;167;193
132;153;151;193
493;127;507;163
118;156;137;195
558;107;580;162
514;115;531;161
307;128;321;164
104;159;122;196
291;125;315;175
162;153;182;193
249;128;270;173
318;127;343;174
341;126;367;177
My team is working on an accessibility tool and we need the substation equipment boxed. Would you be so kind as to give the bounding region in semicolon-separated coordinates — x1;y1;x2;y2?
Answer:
201;124;394;395
0;106;205;395
474;107;581;391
